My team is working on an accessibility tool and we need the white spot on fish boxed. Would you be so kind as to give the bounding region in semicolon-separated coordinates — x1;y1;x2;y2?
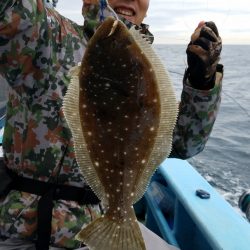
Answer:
87;132;92;136
150;127;155;131
94;161;99;167
141;159;146;164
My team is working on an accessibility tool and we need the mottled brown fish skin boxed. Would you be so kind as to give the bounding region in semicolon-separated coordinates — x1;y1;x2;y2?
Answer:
79;17;160;223
65;17;165;249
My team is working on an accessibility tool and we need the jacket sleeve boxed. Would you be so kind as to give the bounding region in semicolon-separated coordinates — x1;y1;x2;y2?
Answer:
170;70;223;159
0;0;46;87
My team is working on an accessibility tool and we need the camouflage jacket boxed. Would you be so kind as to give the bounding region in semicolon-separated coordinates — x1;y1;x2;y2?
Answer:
0;0;222;248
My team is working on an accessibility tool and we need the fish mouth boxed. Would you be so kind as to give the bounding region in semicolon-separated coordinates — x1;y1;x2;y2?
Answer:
114;6;136;19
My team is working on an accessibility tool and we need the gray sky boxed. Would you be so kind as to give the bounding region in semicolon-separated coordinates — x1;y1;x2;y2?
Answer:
56;0;250;44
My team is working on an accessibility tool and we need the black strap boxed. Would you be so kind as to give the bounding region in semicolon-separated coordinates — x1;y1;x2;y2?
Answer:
36;188;54;250
6;169;100;250
7;169;100;204
0;159;12;197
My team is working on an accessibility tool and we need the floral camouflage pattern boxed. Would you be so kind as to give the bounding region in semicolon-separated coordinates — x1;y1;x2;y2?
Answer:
0;0;222;248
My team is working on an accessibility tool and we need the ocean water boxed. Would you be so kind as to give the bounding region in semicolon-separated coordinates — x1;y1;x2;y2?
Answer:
154;44;250;213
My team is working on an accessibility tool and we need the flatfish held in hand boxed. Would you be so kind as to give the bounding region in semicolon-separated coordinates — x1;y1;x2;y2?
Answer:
63;17;178;250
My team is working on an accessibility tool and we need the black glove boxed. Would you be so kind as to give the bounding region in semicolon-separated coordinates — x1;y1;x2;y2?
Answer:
186;21;222;90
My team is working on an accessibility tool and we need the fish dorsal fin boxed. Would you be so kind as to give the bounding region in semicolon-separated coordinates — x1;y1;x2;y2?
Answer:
63;65;107;203
129;26;178;203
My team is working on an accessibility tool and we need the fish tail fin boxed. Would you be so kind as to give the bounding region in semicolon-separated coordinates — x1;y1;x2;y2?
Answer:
76;214;146;250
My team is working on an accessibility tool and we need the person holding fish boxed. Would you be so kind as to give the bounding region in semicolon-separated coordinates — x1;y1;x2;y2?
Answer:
0;0;223;249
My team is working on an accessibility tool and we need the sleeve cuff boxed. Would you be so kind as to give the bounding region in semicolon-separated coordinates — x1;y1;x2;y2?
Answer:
183;71;223;97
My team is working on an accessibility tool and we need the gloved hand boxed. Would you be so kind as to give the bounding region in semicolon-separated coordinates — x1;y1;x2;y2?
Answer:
186;21;222;90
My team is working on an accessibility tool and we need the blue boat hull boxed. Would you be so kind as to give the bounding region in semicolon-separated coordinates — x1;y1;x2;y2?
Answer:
143;158;250;250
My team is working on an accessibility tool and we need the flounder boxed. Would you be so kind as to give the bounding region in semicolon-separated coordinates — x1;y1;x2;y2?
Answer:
63;17;178;250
